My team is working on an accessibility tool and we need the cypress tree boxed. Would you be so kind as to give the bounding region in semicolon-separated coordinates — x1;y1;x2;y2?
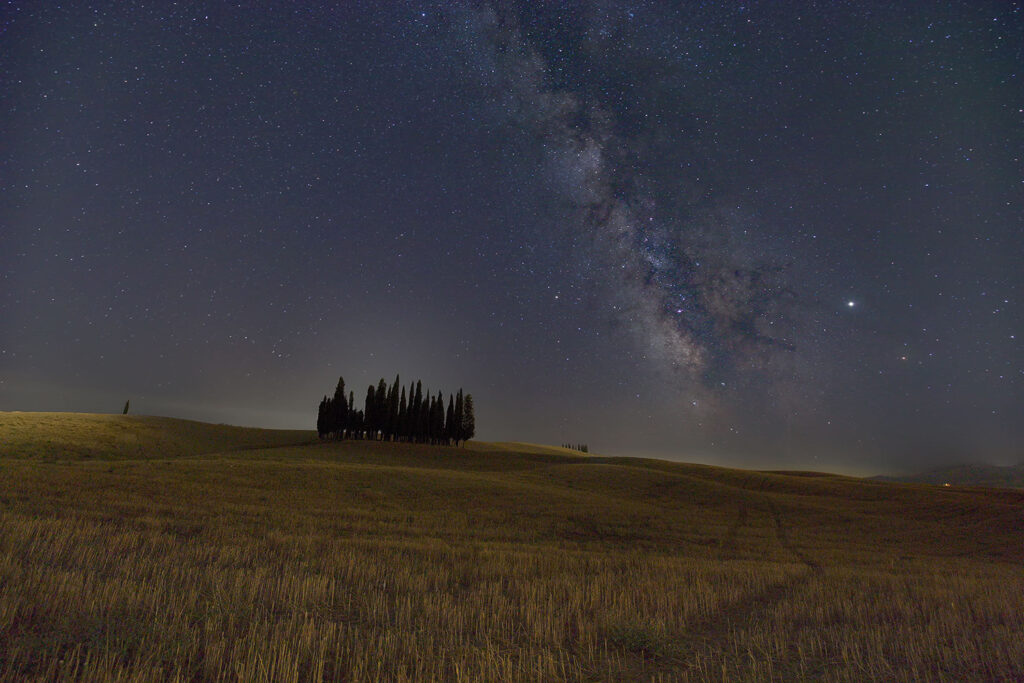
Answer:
453;390;464;446
388;374;400;441
424;391;433;442
407;382;416;441
382;380;394;440
434;391;444;444
418;392;427;444
317;396;328;438
461;394;475;444
412;381;424;442
365;385;376;439
375;378;388;440
324;397;336;436
348;391;357;438
398;386;408;442
427;393;434;443
332;377;348;439
426;393;435;443
445;394;455;446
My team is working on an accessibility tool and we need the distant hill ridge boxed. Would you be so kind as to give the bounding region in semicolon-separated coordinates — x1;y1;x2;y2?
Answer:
875;462;1024;490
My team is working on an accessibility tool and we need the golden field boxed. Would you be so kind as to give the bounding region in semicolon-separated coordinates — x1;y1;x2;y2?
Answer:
0;413;1021;681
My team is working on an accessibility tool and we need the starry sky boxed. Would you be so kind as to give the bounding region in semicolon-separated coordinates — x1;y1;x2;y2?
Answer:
2;1;1021;474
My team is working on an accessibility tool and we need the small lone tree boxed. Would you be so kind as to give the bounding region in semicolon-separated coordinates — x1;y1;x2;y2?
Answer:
122;400;130;415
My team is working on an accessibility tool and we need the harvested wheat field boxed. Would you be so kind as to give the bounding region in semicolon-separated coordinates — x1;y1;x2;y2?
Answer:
1;413;1022;681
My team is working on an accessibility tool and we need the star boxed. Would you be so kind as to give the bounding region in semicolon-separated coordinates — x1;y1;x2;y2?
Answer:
0;0;1017;472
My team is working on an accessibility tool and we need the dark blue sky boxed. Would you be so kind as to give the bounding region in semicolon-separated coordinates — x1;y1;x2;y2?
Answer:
2;1;1020;474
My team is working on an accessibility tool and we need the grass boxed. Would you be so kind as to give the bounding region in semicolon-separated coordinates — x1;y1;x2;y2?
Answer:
1;413;1022;681
0;412;316;460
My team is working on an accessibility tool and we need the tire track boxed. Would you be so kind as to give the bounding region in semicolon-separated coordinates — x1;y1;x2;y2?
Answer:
649;497;824;678
763;496;822;574
716;502;748;557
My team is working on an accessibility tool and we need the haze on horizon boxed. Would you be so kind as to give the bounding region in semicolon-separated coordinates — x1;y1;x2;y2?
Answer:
1;1;1020;475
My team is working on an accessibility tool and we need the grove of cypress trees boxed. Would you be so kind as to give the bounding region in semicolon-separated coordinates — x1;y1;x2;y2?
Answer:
316;374;475;446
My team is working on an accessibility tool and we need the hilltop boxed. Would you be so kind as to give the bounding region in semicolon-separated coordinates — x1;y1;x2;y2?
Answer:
0;411;316;459
0;412;582;461
1;412;1022;680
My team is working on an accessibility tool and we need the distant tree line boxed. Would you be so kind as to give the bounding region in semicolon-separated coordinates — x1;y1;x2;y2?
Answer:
562;443;589;453
317;375;475;445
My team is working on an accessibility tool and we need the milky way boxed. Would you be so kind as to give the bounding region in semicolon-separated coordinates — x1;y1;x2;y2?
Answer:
464;4;798;390
2;1;1019;471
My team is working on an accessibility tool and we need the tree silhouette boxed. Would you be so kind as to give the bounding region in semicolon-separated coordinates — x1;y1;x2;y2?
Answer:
375;378;387;440
348;391;357;438
317;396;328;438
412;381;423;441
398;385;408;441
332;377;348;438
315;374;475;446
364;385;376;440
387;375;400;440
433;391;445;444
453;390;464;446
446;394;455;445
461;394;475;444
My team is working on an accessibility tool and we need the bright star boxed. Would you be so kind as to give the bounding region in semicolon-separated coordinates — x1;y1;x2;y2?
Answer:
847;301;855;308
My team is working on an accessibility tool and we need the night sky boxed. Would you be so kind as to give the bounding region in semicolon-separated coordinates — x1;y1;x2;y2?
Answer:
2;1;1021;474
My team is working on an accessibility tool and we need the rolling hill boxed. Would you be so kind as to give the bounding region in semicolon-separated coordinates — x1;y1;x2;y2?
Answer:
0;411;316;459
1;412;1021;681
875;462;1024;489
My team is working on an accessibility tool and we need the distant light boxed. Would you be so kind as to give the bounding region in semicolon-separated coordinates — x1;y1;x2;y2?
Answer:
847;301;855;308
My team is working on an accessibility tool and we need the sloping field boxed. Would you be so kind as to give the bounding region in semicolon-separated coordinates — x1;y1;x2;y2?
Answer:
0;414;1022;681
0;412;316;459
